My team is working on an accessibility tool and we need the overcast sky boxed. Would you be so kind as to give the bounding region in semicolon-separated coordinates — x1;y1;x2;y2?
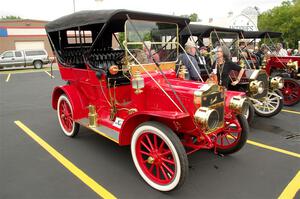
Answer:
0;0;284;21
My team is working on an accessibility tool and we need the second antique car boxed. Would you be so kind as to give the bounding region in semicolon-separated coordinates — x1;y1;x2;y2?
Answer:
180;24;284;123
46;10;249;191
242;30;300;106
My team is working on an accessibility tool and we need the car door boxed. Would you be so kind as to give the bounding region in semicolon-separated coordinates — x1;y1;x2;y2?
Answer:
14;51;25;67
0;51;15;67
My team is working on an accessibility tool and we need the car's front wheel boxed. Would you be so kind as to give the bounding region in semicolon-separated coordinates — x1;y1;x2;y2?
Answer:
215;115;249;155
57;94;79;137
252;90;283;117
131;121;188;192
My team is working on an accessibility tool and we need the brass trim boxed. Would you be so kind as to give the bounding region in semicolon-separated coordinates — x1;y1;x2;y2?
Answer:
88;105;97;127
270;76;284;90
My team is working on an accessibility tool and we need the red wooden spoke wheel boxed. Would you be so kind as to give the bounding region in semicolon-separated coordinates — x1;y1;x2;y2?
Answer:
131;121;188;192
280;78;300;106
57;95;79;137
215;115;248;155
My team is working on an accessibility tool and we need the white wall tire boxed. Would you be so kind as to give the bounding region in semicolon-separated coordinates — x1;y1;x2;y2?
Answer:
253;90;283;117
131;121;188;192
57;94;79;137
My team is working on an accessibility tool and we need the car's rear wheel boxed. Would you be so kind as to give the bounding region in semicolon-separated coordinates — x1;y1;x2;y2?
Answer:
57;94;79;137
280;78;300;106
33;60;43;69
215;115;248;155
253;90;283;117
131;121;188;192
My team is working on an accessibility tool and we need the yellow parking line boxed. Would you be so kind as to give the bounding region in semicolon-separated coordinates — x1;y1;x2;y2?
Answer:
14;120;117;199
45;71;55;78
282;109;300;115
5;73;11;82
0;67;58;75
278;171;300;199
246;140;300;159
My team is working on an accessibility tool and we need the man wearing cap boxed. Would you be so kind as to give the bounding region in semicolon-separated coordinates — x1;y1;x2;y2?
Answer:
177;40;201;80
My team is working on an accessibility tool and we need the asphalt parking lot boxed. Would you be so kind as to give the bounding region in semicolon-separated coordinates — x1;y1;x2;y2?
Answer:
0;67;299;199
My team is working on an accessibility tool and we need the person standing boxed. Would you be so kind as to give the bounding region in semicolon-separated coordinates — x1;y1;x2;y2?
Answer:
212;45;245;89
177;41;201;81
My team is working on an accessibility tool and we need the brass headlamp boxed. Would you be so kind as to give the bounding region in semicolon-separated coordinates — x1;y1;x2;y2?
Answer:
249;80;264;95
270;76;284;89
194;107;219;131
229;96;249;115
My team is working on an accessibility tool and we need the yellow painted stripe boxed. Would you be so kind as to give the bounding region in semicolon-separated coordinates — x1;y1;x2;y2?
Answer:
0;67;58;75
5;73;11;82
278;171;300;199
246;140;300;158
14;120;117;199
226;135;300;159
45;71;55;78
282;109;300;115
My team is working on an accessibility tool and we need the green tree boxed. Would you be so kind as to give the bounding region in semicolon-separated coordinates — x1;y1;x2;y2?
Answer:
189;13;199;22
258;0;300;48
1;15;22;20
180;13;201;22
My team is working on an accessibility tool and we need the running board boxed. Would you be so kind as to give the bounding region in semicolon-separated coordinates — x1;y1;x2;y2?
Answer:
77;118;119;144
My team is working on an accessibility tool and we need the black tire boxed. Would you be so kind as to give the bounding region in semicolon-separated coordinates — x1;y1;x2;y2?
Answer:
254;90;283;117
57;94;80;137
216;115;249;155
33;60;43;69
131;121;188;192
244;102;254;125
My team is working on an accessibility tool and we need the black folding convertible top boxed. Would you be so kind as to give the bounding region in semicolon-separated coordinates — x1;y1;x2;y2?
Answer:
242;31;282;39
180;24;243;37
45;9;190;32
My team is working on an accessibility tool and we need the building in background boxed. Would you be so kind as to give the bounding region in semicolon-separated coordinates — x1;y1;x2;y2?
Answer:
0;19;53;56
199;7;259;31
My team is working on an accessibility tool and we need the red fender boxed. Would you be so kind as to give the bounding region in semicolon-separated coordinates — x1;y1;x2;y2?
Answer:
52;85;88;120
118;111;192;145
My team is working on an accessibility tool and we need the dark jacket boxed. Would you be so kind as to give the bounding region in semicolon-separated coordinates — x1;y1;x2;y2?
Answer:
212;60;241;88
177;53;201;80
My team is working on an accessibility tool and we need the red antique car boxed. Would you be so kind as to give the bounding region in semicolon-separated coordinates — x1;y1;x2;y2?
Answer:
242;31;300;106
46;10;249;191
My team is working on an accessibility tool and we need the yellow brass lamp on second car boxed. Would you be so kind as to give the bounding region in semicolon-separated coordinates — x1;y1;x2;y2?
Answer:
249;80;264;95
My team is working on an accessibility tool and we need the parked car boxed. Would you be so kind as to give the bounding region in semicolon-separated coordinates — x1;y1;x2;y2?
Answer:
180;24;284;123
46;9;249;191
0;49;50;69
242;31;300;106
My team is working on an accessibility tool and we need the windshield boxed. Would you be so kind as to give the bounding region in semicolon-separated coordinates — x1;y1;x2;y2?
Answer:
124;20;178;65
